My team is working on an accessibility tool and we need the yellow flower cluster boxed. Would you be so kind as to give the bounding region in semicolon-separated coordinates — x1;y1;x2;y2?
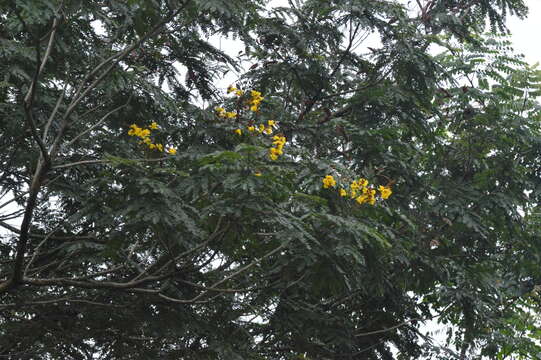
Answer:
214;86;244;120
237;120;286;161
245;119;275;136
322;175;393;205
216;87;286;164
322;175;337;189
269;135;286;161
378;185;392;199
248;90;264;112
349;178;369;199
127;122;176;155
219;86;264;115
216;87;268;136
215;107;238;119
227;85;245;97
354;186;377;205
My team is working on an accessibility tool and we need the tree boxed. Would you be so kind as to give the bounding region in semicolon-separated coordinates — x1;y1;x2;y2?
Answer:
1;0;540;359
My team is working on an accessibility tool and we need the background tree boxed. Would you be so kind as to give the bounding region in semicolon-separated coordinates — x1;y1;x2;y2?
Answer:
1;0;540;359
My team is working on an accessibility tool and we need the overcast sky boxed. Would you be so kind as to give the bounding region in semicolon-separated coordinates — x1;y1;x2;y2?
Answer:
218;0;541;83
506;0;540;66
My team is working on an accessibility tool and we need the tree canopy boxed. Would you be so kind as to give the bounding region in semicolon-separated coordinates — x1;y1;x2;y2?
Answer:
2;0;541;359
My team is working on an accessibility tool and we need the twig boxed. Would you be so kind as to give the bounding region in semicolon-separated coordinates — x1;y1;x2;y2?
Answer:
23;226;62;276
187;243;287;303
52;156;171;170
355;304;452;337
66;101;131;146
355;318;422;337
156;244;286;304
0;191;29;211
42;85;66;142
131;219;228;282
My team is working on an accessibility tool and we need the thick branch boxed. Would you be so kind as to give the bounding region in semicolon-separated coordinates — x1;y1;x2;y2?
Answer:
22;272;171;290
0;220;97;241
0;297;125;310
0;162;47;292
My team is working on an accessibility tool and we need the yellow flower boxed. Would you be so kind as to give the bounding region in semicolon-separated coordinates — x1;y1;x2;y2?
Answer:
339;188;347;197
267;119;275;127
254;172;262;177
269;153;278;161
356;195;367;205
215;107;226;117
322;175;336;189
227;85;236;94
378;185;392;199
226;111;237;118
358;178;369;187
250;90;261;97
168;148;177;155
356;194;374;205
258;124;265;133
362;187;375;196
149;143;156;150
355;186;376;205
234;129;242;135
250;105;259;112
235;89;244;96
140;129;151;138
264;127;273;135
156;143;164;152
248;126;256;132
269;147;281;157
149;122;158;130
128;124;139;136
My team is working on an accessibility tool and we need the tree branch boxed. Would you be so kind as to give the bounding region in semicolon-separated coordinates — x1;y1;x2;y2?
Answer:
0;163;46;291
66;100;131;147
52;156;171;170
23;15;60;167
42;85;66;143
0;297;125;310
57;1;190;153
186;242;287;303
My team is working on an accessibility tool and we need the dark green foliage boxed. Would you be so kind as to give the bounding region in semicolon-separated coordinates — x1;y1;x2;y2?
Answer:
1;0;540;359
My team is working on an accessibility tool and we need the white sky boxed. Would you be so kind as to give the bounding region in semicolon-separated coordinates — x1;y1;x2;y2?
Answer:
507;0;541;66
215;0;541;85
